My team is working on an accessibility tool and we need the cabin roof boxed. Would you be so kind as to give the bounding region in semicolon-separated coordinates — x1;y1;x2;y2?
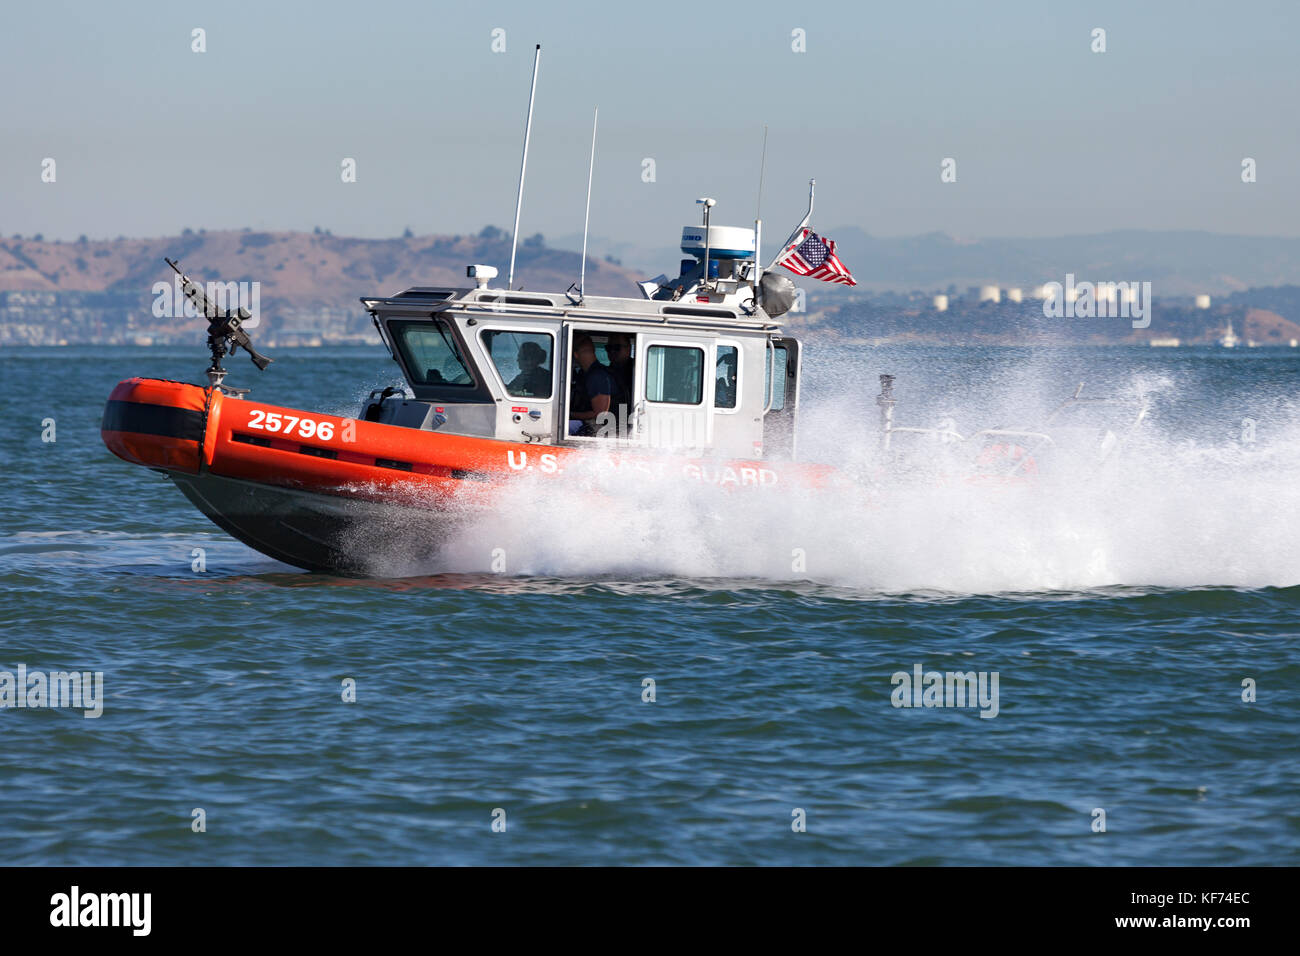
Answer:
360;286;785;333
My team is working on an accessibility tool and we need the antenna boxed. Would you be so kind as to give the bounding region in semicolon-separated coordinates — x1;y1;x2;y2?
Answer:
578;106;598;302
507;44;541;292
696;197;716;293
754;125;768;309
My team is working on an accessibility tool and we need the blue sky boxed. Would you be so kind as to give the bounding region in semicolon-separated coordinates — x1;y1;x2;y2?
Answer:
2;0;1296;248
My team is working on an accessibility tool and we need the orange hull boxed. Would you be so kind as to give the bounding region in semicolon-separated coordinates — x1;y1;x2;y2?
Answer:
102;378;837;572
104;377;542;501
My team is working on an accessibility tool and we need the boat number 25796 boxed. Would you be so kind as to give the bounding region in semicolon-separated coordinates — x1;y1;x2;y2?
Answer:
246;410;336;441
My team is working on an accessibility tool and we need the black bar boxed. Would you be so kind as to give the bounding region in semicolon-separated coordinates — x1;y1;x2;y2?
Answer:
1;866;1277;942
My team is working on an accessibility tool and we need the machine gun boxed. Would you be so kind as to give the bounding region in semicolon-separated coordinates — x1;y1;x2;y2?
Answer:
165;257;272;388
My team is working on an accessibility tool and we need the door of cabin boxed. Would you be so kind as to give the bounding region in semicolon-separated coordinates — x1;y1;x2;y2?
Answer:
632;333;716;452
762;337;801;459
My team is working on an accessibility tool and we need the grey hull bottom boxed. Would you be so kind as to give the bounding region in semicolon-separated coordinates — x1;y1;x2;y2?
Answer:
169;471;467;575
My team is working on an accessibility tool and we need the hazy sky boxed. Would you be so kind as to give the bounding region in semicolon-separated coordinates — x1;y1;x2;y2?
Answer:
3;0;1297;250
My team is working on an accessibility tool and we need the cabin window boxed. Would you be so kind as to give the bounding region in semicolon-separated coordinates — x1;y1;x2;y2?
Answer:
715;344;738;410
481;329;554;399
646;345;704;405
764;345;788;411
393;319;475;387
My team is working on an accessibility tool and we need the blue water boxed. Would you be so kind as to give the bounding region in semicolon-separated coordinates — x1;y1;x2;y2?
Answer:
1;345;1297;864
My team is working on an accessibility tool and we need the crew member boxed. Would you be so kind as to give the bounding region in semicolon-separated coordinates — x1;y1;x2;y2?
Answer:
605;333;634;421
568;335;614;435
507;340;552;397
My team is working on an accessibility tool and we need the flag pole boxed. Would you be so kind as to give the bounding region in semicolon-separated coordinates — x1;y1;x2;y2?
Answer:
766;178;815;271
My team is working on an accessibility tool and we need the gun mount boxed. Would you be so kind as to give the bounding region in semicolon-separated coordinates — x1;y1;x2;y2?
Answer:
165;257;272;390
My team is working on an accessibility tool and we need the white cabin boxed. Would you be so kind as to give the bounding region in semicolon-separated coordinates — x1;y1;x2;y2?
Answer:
359;216;804;459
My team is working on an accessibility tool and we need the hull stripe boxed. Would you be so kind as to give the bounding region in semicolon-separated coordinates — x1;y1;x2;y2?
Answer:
101;400;206;442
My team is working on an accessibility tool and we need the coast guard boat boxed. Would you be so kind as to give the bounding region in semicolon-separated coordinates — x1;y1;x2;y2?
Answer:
101;198;843;574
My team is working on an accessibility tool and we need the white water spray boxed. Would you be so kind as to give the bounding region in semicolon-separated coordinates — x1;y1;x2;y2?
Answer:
378;348;1300;593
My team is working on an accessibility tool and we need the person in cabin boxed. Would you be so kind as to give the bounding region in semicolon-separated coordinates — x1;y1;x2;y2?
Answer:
568;334;614;436
507;340;552;397
715;351;737;408
604;333;634;423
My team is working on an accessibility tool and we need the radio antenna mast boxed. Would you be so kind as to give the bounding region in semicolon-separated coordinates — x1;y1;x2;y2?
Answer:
578;106;598;302
507;44;541;291
754;125;768;309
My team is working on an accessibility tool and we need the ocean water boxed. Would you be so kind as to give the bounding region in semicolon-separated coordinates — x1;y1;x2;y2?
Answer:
1;343;1297;865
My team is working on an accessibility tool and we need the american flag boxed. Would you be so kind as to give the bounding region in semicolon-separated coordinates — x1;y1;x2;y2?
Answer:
775;229;857;286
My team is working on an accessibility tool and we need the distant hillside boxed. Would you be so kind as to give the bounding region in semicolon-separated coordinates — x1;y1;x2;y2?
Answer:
9;227;1295;302
6;227;1300;348
0;229;643;302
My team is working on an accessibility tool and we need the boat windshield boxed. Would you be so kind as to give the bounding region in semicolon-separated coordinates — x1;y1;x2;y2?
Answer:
392;319;475;387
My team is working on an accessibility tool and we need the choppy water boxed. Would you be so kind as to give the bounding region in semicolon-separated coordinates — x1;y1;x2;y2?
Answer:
1;344;1297;864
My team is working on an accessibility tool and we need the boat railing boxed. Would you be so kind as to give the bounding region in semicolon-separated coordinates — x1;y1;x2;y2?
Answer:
364;289;782;332
967;428;1056;446
884;425;967;443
